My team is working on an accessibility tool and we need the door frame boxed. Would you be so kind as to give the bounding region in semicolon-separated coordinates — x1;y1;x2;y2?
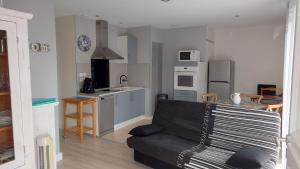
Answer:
282;0;298;168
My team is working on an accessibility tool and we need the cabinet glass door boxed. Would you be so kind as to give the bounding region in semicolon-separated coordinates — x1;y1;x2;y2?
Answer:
0;21;25;169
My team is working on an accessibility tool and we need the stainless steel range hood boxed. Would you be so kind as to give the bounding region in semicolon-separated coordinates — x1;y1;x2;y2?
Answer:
91;20;124;60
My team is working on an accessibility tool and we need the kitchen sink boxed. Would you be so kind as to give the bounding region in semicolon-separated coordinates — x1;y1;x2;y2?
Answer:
100;86;139;93
109;88;123;92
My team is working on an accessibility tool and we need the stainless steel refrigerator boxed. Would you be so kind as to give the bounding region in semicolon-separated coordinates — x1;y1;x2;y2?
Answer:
208;60;235;100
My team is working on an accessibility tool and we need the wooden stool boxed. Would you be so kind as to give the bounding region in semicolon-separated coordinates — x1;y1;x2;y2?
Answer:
63;97;97;143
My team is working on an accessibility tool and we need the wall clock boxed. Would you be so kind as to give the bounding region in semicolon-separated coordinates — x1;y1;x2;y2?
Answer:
77;35;91;52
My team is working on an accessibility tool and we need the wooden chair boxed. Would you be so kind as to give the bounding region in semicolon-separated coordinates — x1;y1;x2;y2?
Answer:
202;93;218;102
261;87;277;95
266;103;283;113
63;97;97;143
260;87;282;103
240;93;263;103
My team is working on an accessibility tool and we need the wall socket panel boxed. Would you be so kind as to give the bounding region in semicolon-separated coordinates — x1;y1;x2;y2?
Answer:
79;72;88;82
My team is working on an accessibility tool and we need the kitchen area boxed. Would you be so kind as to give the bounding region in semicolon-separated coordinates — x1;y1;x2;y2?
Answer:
56;17;148;139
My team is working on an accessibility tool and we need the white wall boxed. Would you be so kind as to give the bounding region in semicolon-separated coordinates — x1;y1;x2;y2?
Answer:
214;24;285;93
161;26;208;98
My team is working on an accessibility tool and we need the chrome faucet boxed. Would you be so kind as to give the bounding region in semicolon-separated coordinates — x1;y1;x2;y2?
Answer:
120;75;128;87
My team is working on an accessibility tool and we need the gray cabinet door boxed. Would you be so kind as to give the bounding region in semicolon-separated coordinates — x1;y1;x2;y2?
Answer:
114;90;145;125
114;92;131;124
130;89;145;118
174;96;197;102
127;35;137;64
99;95;114;133
115;92;131;124
113;95;119;124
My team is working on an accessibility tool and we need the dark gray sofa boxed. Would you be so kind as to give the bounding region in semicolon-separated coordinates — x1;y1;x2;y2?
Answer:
127;100;208;169
127;100;281;169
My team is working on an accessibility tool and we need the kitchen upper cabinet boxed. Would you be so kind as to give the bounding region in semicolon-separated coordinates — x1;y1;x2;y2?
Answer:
114;89;145;125
0;8;35;169
111;35;137;64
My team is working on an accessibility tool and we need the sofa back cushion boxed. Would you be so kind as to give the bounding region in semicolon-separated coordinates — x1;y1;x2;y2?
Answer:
206;104;281;160
152;100;207;142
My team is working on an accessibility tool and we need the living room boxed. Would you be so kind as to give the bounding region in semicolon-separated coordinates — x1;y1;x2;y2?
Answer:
0;0;299;169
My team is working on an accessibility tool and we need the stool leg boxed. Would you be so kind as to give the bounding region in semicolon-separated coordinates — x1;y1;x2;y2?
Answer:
79;102;84;143
63;102;68;137
92;101;97;139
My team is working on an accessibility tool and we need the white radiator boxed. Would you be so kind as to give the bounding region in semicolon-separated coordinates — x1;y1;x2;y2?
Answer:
36;135;55;169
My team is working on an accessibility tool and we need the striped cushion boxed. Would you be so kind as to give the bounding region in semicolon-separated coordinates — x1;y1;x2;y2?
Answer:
184;146;276;169
208;105;281;160
178;104;281;169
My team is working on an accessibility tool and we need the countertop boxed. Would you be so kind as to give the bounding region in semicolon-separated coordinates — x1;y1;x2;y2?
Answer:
32;98;59;107
78;86;145;98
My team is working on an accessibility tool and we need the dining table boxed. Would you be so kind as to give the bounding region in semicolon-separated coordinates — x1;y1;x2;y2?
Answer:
206;99;268;110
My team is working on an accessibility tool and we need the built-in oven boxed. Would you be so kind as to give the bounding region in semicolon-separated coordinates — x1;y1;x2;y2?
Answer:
174;66;199;91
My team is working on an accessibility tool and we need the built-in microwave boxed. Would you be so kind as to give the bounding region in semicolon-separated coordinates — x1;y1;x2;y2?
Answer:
178;50;201;62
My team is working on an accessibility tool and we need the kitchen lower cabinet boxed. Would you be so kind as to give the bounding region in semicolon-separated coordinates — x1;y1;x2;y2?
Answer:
114;92;130;124
114;89;145;125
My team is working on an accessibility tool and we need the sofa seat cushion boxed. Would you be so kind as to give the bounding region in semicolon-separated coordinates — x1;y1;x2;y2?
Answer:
127;133;198;166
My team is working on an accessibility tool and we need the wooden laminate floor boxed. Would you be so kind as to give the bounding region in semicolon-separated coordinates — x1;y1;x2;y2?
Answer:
57;120;151;169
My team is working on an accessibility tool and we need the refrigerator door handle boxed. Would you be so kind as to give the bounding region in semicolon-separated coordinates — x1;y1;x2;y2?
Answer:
210;81;230;83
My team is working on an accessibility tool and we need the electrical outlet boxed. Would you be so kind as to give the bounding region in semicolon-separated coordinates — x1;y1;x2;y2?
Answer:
79;73;85;82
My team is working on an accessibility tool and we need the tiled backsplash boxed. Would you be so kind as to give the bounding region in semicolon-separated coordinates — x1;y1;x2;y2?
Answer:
127;63;150;88
109;63;127;88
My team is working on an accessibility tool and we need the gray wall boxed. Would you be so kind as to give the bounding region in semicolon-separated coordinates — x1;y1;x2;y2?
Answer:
214;25;285;93
4;0;58;98
127;26;152;116
161;26;208;98
75;16;97;64
4;0;60;154
75;18;128;89
128;26;152;63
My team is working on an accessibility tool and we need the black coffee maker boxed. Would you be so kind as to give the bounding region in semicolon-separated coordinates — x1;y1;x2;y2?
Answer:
80;78;95;93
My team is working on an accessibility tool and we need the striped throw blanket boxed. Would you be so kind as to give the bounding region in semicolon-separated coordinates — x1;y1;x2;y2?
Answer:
178;104;281;169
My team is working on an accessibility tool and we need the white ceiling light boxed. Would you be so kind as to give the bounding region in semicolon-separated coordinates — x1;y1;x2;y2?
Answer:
161;0;170;2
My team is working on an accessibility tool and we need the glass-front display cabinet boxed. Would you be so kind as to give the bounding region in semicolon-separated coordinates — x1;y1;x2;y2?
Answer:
0;8;35;169
0;29;14;165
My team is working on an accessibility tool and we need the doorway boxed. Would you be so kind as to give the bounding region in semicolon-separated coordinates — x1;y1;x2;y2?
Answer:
152;42;163;112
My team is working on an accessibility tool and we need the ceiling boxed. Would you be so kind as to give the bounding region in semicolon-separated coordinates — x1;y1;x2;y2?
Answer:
54;0;288;29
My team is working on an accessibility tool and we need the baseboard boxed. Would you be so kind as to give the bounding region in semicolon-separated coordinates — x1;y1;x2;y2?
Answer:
114;115;153;130
56;152;63;162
